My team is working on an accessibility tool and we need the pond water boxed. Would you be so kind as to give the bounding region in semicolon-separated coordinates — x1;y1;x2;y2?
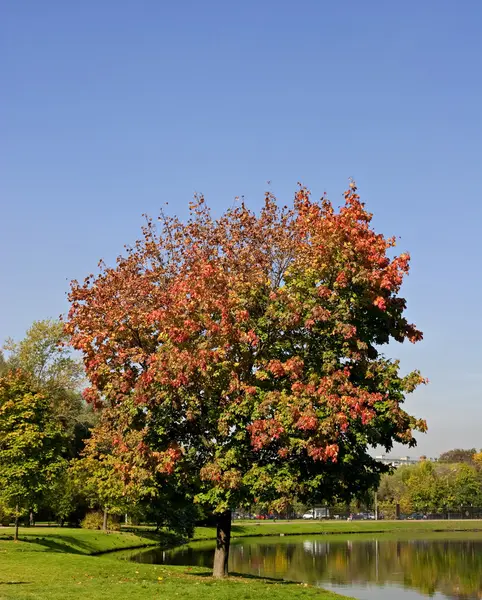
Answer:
125;533;482;600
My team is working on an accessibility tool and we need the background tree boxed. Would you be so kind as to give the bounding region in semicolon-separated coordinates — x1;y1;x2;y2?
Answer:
377;466;412;516
377;460;482;516
405;461;444;513
72;407;199;535
41;467;90;526
0;370;67;539
67;184;426;576
0;351;7;375
473;451;482;471
3;320;85;424
70;415;130;530
3;320;95;459
451;463;482;508
438;448;477;465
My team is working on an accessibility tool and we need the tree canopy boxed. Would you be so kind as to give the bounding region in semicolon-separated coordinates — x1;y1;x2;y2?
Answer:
438;448;478;465
0;369;67;538
3;320;86;427
0;321;96;531
377;460;482;516
67;184;426;575
3;320;95;456
474;452;482;470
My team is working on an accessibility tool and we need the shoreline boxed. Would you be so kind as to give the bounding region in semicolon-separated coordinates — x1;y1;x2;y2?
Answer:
190;518;482;544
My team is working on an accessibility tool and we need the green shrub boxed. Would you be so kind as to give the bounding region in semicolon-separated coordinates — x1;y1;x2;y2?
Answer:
0;501;12;526
0;505;12;527
81;511;120;531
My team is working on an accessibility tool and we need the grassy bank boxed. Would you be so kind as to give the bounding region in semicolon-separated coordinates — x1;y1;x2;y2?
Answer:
193;518;482;541
0;529;352;600
2;519;479;552
0;527;159;555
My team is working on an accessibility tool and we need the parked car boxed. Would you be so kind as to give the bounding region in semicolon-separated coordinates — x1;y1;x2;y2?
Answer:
302;512;314;519
348;512;375;520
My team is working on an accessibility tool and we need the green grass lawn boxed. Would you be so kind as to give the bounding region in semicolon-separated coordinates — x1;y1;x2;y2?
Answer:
0;527;159;555
0;542;351;600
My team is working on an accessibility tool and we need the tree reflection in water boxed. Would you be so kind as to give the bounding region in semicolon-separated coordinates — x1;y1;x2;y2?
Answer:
130;536;482;600
229;537;482;599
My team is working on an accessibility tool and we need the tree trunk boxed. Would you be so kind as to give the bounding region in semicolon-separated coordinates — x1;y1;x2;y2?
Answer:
14;504;19;541
103;508;108;531
212;510;232;578
29;510;34;527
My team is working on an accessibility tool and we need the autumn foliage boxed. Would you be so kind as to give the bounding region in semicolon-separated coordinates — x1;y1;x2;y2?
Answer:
67;184;426;518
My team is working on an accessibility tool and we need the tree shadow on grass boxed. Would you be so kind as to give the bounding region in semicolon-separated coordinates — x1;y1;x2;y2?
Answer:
25;532;165;556
121;529;185;546
19;536;86;554
0;582;33;585
230;572;295;584
185;570;296;585
20;533;110;554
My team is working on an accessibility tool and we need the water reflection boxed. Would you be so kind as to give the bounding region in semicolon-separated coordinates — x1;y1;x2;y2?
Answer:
128;535;482;600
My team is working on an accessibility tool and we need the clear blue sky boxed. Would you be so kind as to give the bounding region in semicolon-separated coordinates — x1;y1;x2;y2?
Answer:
2;1;481;457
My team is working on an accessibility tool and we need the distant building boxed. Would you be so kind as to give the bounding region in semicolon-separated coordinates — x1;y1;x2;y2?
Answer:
375;455;420;468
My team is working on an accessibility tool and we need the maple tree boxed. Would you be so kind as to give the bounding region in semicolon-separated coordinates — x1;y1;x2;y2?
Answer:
0;370;67;540
67;183;426;576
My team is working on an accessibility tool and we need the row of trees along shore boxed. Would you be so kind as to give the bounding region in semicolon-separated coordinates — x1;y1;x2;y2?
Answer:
0;183;444;576
377;455;482;517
